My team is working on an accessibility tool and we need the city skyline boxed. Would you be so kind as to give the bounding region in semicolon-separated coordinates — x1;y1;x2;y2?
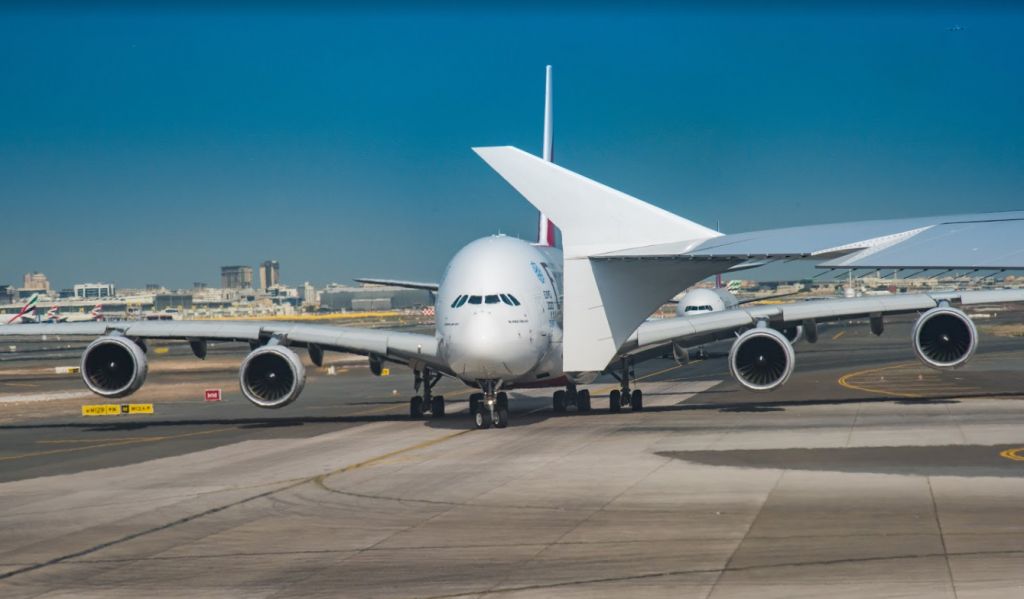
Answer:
3;5;1024;288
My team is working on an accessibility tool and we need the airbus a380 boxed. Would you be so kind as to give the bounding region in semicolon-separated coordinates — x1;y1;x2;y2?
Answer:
3;68;1024;430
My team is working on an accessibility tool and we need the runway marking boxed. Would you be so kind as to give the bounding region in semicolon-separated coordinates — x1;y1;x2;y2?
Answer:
837;363;923;398
1;382;39;388
831;330;845;340
315;429;471;484
999;448;1024;462
0;427;236;463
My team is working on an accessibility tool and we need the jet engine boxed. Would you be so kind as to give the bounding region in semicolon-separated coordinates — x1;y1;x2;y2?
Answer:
729;327;795;391
80;335;148;398
912;307;977;369
239;345;306;408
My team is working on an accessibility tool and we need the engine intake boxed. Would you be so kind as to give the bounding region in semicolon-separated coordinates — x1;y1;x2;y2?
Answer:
80;335;148;398
239;345;306;408
729;327;795;392
912;307;976;369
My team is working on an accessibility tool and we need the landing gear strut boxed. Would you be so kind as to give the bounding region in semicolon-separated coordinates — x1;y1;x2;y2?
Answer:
410;369;445;419
553;382;591;414
473;381;508;429
609;357;643;413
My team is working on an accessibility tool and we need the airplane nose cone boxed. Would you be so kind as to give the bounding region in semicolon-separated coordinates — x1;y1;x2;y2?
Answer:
447;313;541;380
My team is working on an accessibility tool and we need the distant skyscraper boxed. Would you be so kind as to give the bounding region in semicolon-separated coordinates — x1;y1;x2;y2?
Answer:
23;272;50;292
221;265;254;289
259;260;280;290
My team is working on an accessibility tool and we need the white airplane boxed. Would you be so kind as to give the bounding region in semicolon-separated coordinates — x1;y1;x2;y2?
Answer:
46;304;104;323
3;294;39;325
3;69;1024;430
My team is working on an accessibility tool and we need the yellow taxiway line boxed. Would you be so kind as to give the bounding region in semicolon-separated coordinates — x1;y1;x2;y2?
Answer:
837;363;923;399
999;448;1024;462
0;427;236;463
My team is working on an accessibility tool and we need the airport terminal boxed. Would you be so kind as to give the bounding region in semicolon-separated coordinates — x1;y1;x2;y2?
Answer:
2;5;1024;598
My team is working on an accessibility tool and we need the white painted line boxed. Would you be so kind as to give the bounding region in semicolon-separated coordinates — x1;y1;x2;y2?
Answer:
0;390;93;404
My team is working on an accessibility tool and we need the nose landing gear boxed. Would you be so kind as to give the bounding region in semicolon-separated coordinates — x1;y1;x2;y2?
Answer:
472;381;508;429
552;383;591;414
609;357;643;413
410;369;446;419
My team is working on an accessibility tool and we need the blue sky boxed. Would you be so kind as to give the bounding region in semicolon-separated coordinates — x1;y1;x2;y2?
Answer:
2;4;1022;289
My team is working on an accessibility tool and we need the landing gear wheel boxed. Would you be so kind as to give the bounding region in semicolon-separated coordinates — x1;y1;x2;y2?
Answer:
474;408;491;429
578;389;592;412
630;389;643;412
410;396;424;419
553;390;567;414
609;389;621;413
496;392;509;411
469;393;483;415
431;395;446;417
494;406;509;428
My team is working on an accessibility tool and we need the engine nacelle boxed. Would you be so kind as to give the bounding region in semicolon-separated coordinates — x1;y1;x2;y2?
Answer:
80;335;148;398
239;345;306;408
912;307;977;369
729;327;795;392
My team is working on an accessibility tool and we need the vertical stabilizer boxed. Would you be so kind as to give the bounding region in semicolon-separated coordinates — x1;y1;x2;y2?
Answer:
537;65;557;247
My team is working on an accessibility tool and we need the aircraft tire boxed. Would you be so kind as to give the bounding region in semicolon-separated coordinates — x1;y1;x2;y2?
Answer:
410;396;424;419
578;389;591;412
431;395;445;417
494;407;509;428
474;408;491;429
609;390;621;413
553;390;567;413
630;389;643;412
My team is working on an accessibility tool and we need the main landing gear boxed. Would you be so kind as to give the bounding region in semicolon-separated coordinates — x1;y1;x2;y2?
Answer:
409;369;446;419
609;357;643;413
552;383;591;414
471;381;509;430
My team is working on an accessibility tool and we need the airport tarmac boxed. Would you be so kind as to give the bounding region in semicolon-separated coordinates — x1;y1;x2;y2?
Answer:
1;317;1023;597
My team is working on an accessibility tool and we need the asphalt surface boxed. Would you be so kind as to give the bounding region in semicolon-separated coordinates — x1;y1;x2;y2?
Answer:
1;315;1023;597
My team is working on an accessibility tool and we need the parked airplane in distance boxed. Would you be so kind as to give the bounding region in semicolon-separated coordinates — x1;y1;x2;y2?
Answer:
46;304;104;323
3;294;39;325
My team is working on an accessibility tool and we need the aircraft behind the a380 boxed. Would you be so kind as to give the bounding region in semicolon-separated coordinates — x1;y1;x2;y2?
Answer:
2;68;1024;430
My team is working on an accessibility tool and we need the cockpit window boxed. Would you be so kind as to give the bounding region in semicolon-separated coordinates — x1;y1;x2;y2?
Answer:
507;294;521;306
485;295;500;304
499;294;513;305
455;296;468;307
450;295;464;308
467;295;482;305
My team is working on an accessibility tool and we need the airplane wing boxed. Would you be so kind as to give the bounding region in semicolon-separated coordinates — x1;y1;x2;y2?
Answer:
352;278;439;292
474;145;1024;372
626;288;1024;354
0;321;448;374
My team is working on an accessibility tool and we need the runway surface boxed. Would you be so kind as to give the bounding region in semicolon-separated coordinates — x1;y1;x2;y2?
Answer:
1;316;1023;597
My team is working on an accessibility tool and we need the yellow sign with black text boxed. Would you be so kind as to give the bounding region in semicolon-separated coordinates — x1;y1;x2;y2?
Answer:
82;403;154;416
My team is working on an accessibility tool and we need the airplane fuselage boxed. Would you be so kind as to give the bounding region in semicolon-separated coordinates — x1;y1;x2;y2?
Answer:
437;235;567;389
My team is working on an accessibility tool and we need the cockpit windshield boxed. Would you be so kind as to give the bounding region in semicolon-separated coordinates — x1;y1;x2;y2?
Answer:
450;293;520;308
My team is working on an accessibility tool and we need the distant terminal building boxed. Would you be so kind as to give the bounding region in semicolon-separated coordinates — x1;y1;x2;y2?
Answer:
74;283;115;299
153;293;193;311
193;282;208;290
23;272;50;292
319;284;433;312
259;260;280;290
0;285;13;305
221;265;254;289
145;283;164;292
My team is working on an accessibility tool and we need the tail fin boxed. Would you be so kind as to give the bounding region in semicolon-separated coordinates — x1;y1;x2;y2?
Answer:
474;146;724;372
475;146;718;257
536;65;557;247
